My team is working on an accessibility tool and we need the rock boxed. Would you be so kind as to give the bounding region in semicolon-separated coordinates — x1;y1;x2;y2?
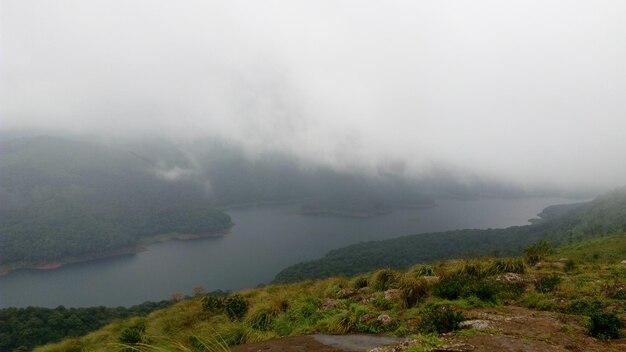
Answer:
497;272;523;282
321;298;339;310
423;275;440;284
337;288;356;298
377;314;394;325
384;289;400;300
459;319;490;330
431;343;475;352
620;260;626;265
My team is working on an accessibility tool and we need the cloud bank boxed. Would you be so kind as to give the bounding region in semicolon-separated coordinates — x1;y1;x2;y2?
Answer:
2;0;626;191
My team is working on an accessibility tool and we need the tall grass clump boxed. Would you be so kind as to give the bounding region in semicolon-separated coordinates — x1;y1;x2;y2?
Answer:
398;275;429;308
535;274;562;293
371;269;399;291
488;258;526;275
410;265;435;277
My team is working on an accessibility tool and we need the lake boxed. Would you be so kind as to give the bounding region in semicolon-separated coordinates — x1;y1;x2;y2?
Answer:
0;197;575;308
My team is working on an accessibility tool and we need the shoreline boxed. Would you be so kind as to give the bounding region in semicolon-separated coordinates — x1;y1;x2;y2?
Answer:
0;228;232;277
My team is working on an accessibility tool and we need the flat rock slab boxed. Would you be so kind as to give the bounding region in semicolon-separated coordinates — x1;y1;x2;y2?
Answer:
312;334;407;351
230;335;406;352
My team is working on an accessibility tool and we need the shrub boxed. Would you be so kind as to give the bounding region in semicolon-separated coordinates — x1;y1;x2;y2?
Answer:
564;259;576;272
568;297;606;316
419;305;465;333
433;274;471;300
118;320;146;345
535;274;561;293
224;295;248;320
351;276;369;289
202;295;225;313
372;295;394;310
465;280;500;303
587;312;623;339
524;240;553;265
497;281;526;300
372;269;398;291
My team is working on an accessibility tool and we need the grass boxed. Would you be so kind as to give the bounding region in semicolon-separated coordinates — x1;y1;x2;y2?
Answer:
35;233;626;351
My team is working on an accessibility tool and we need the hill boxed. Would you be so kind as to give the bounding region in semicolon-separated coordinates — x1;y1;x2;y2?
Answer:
274;189;626;282
0;136;232;272
33;233;626;352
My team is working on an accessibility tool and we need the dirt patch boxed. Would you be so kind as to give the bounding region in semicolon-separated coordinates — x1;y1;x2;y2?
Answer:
447;306;626;352
231;335;405;352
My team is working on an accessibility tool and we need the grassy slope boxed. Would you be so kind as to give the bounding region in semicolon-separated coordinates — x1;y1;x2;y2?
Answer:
35;232;626;352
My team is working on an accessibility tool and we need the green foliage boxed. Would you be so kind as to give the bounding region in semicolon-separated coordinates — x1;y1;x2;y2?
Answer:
246;308;276;331
587;312;623;339
411;265;435;277
372;269;398;291
371;295;394;310
524;240;553;265
488;258;526;275
202;295;225;314
224;295;249;321
568;297;606;316
350;276;369;289
418;304;465;333
564;259;577;272
118;320;146;345
535;274;562;293
433;274;471;300
399;277;429;308
0;300;169;352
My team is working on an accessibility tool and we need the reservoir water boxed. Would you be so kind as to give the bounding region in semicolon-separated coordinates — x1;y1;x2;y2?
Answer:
0;197;574;308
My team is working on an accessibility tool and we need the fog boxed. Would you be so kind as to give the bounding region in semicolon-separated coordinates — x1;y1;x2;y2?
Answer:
2;0;626;193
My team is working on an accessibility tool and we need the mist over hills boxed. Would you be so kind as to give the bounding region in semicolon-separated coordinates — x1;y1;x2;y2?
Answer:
0;132;585;269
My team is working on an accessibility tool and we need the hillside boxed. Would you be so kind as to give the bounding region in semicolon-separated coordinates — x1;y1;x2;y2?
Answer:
34;233;626;352
274;189;626;282
0;136;232;271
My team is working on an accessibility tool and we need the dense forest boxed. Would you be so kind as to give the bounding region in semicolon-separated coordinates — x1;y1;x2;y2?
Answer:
274;188;626;282
0;300;172;352
0;136;232;267
1;133;527;269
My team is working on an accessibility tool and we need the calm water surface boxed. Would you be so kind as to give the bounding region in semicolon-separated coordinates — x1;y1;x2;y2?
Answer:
0;197;574;308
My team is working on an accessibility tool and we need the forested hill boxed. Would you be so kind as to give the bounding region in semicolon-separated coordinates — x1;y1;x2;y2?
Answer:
274;188;626;283
0;136;232;267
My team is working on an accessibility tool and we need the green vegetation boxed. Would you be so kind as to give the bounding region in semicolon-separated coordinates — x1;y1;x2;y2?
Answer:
275;189;626;282
587;312;623;339
0;300;170;352
0;136;232;269
32;232;626;351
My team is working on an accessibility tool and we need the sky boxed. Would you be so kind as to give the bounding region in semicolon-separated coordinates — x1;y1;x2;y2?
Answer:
1;0;626;192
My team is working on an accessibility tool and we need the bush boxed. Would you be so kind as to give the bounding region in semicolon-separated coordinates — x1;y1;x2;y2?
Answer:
535;275;561;293
433;274;471;300
372;269;398;291
564;259;576;272
524;240;553;265
497;281;526;300
419;305;465;333
587;312;623;339
351;276;369;289
202;295;225;313
118;320;146;345
465;280;500;303
224;295;249;320
568;297;606;316
372;295;394;310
